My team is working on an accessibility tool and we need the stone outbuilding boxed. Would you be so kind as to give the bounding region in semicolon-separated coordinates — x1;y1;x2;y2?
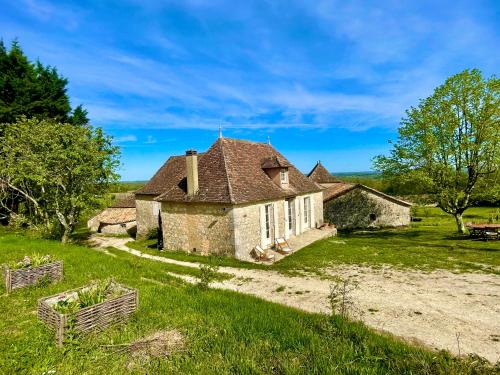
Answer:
136;137;325;261
308;161;411;229
87;194;137;235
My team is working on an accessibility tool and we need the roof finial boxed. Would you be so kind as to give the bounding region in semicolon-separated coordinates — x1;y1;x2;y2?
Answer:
218;124;223;139
267;135;271;145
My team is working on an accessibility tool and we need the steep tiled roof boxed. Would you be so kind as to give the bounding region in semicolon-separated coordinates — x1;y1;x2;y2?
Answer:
135;155;201;196
323;182;412;207
307;161;339;183
140;138;322;204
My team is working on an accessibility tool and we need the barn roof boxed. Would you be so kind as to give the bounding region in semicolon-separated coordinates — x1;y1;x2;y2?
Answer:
307;161;339;183
110;194;136;208
93;208;136;225
323;182;412;207
137;138;322;204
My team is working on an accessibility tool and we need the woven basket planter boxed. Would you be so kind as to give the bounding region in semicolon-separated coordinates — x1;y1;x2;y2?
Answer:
3;261;63;293
38;282;138;346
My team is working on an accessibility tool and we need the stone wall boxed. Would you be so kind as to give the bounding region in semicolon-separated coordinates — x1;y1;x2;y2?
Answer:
136;194;161;238
311;191;324;229
157;192;325;262
232;192;324;261
231;198;285;261
100;221;137;236
324;188;410;229
160;202;235;256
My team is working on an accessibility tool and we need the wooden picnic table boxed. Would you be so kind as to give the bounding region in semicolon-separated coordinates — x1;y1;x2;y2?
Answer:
465;223;500;240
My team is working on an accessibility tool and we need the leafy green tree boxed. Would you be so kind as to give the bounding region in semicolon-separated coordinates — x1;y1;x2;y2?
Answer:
374;69;499;233
0;117;120;242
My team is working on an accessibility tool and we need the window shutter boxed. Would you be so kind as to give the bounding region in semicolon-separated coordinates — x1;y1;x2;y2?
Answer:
259;205;267;247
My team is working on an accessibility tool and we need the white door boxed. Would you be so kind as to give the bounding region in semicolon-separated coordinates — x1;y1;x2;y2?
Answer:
284;199;295;239
260;204;273;248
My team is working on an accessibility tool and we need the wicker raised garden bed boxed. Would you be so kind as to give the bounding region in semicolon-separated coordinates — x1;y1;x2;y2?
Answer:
38;281;138;346
3;261;63;293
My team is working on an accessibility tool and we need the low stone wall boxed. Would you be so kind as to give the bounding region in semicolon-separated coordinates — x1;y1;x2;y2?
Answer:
324;188;410;229
136;194;160;238
100;221;137;236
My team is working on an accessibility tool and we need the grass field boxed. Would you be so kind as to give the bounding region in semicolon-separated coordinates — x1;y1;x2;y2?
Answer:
131;207;500;277
0;228;497;373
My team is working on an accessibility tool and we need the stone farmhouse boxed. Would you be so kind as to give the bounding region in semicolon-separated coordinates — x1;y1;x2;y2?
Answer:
308;161;411;229
135;137;324;261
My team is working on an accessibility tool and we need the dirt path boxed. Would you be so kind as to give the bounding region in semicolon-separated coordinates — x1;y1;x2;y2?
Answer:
89;235;500;363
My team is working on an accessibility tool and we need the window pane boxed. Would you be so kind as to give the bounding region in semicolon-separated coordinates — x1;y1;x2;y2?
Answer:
265;204;271;238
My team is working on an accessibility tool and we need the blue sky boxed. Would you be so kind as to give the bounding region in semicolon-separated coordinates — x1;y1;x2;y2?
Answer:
1;0;498;180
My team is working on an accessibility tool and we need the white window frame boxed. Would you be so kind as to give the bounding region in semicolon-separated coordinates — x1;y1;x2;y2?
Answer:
280;168;288;184
264;204;272;239
304;197;310;227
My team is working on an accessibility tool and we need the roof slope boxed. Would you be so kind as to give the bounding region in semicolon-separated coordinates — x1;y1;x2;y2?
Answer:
142;138;321;204
110;194;136;208
307;161;339;183
323;182;412;207
135;155;194;196
323;182;357;202
94;208;136;225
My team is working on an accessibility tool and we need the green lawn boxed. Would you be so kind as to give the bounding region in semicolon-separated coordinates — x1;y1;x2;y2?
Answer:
0;230;496;374
131;207;500;276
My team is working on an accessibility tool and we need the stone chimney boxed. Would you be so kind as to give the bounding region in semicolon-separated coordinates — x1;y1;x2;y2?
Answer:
185;149;199;196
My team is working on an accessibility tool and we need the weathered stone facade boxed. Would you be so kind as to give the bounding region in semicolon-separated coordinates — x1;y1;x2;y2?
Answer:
232;192;324;261
160;202;235;256
158;192;324;262
136;194;161;238
324;188;410;229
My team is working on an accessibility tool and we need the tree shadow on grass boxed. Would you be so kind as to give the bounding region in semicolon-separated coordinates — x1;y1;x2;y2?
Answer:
71;228;92;244
340;229;499;252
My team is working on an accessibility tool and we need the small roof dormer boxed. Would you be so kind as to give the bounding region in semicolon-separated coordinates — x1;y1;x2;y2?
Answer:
261;156;291;169
261;156;291;189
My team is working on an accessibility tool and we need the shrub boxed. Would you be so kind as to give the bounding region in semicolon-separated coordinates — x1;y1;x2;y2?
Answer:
53;279;124;314
198;264;219;290
147;228;159;240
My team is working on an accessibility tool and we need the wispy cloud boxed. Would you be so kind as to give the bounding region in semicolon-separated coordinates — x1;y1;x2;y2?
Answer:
115;135;137;143
2;0;498;134
19;0;83;31
145;135;157;144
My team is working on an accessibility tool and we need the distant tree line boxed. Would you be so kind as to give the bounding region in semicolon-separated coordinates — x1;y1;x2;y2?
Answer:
0;40;119;242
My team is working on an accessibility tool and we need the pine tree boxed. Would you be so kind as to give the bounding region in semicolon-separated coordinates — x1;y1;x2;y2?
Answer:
70;104;89;126
0;40;83;126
